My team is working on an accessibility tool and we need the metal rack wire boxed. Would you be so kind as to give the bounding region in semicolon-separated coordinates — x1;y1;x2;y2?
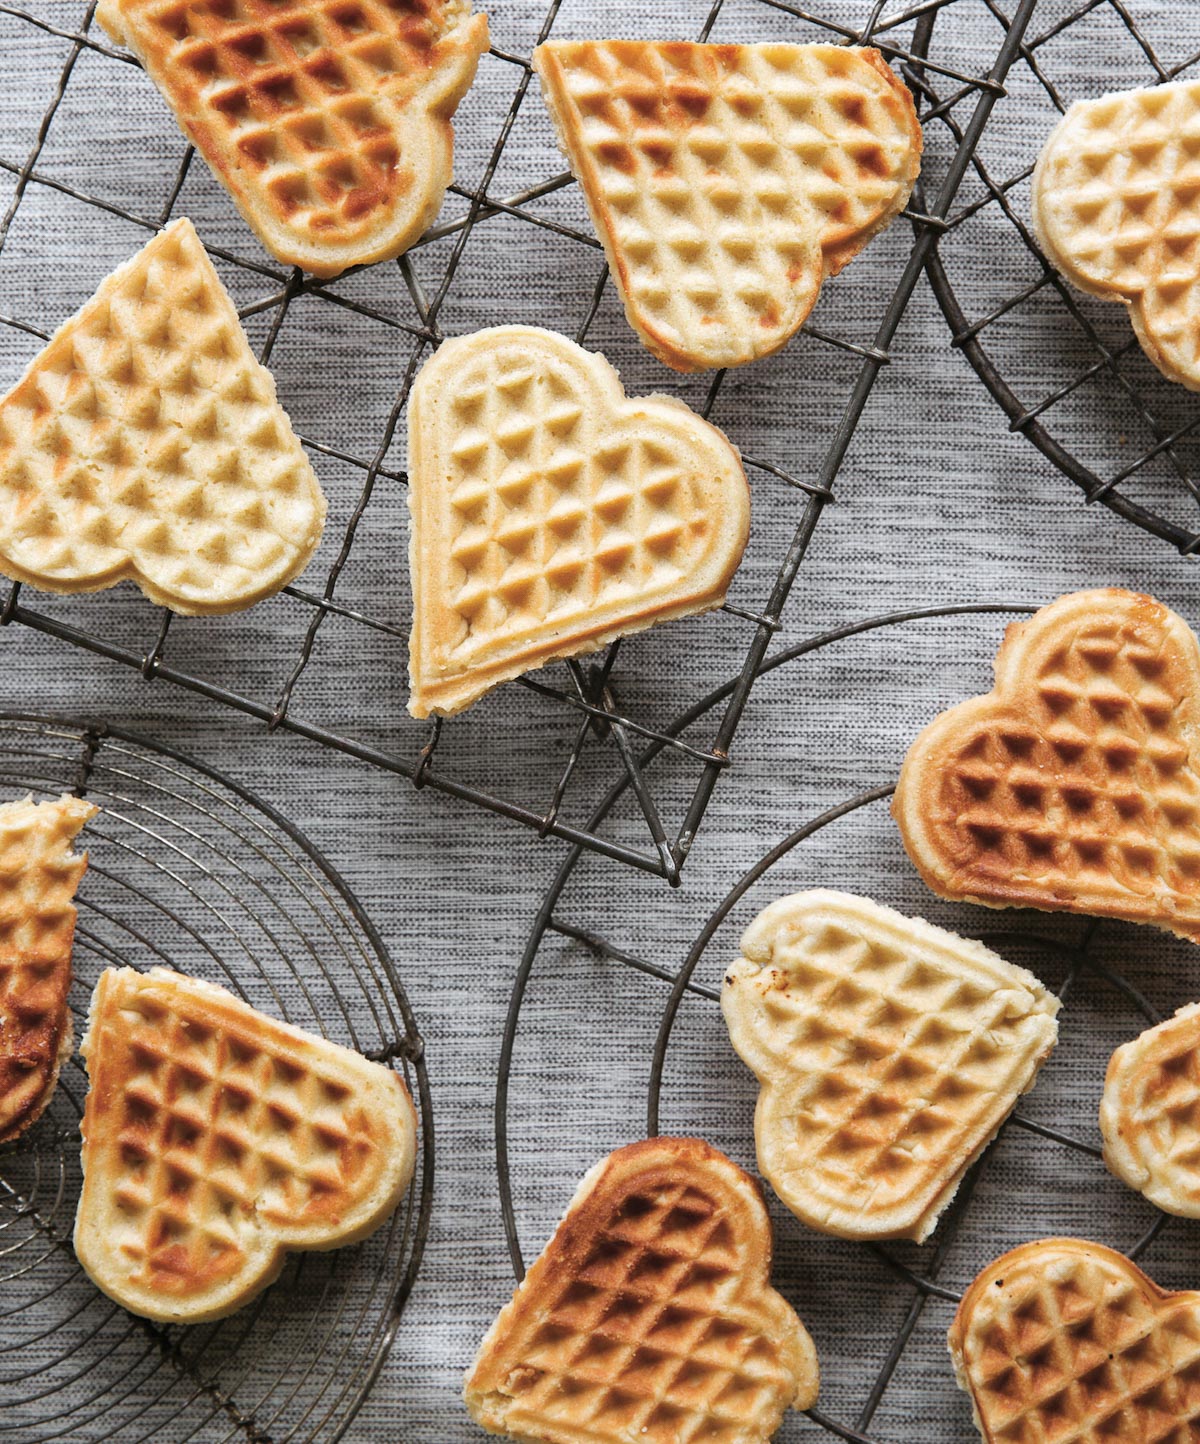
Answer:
0;0;1037;882
0;715;432;1444
495;602;1191;1443
924;0;1200;555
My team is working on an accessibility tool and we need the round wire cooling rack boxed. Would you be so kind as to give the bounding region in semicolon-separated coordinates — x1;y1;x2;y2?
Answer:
492;602;1200;1443
0;0;1038;882
922;0;1200;555
0;716;433;1444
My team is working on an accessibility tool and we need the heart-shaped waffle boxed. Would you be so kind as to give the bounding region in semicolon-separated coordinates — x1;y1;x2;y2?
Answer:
407;326;750;716
74;966;417;1323
893;588;1200;942
465;1137;818;1444
1034;79;1200;391
722;890;1059;1243
949;1238;1200;1442
98;0;488;277
0;218;326;614
0;795;95;1146
1102;1001;1200;1216
533;42;921;372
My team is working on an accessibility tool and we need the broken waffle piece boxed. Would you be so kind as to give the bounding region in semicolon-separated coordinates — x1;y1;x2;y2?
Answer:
1033;78;1200;391
533;41;921;371
1102;1001;1200;1216
0;795;96;1146
465;1137;818;1444
0;219;326;614
407;325;750;717
949;1238;1200;1443
98;0;489;276
723;890;1059;1242
893;588;1200;942
74;966;417;1323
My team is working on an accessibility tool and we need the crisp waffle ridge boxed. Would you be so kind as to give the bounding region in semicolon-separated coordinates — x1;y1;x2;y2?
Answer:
723;891;1059;1242
0;795;95;1146
533;41;921;371
98;0;488;276
949;1238;1200;1443
893;588;1200;942
1102;1001;1200;1216
1033;78;1200;390
0;218;326;614
407;326;750;716
74;966;417;1323
465;1137;818;1444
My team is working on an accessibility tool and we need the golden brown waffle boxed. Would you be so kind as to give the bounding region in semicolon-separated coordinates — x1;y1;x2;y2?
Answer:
74;966;417;1323
722;890;1059;1243
0;218;326;614
893;588;1200;942
98;0;488;276
465;1138;818;1444
407;326;750;717
0;795;96;1146
1101;1002;1200;1216
533;41;921;372
1033;79;1200;391
949;1238;1200;1443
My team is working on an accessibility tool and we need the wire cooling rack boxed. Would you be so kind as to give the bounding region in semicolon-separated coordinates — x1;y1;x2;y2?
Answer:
0;0;1039;883
0;715;432;1444
495;603;1200;1443
925;0;1200;555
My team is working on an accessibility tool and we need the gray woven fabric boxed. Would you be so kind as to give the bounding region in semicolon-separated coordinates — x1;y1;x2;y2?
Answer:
6;0;1200;1440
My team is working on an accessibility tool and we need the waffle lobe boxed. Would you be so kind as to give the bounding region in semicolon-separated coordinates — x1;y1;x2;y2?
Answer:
533;40;921;372
1033;78;1200;391
465;1137;818;1444
74;966;417;1323
0;795;95;1146
407;326;750;717
893;588;1200;943
949;1238;1200;1443
723;890;1059;1243
98;0;488;276
0;218;327;614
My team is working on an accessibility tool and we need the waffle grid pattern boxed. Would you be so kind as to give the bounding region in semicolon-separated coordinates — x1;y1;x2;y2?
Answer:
738;919;1050;1223
0;0;1027;878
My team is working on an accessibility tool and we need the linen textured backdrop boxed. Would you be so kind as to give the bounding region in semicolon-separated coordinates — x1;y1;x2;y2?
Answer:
5;0;1200;1439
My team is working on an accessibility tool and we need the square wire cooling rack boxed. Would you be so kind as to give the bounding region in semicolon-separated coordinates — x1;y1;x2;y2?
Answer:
0;0;1033;882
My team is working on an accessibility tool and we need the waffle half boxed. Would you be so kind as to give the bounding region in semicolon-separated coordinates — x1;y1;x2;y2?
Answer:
407;326;750;716
98;0;488;277
0;795;96;1146
0;218;326;614
465;1137;818;1444
1033;78;1200;390
894;588;1200;942
533;41;921;372
723;890;1059;1242
74;966;417;1323
949;1238;1200;1442
1101;1001;1200;1216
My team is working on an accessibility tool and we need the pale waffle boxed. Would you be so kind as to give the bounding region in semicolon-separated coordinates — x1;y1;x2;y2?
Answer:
74;966;417;1323
465;1137;818;1444
1033;78;1200;391
893;588;1200;943
1101;1001;1200;1217
98;0;488;277
0;218;326;614
532;41;921;372
0;795;96;1146
949;1238;1200;1443
723;891;1059;1243
407;326;750;717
